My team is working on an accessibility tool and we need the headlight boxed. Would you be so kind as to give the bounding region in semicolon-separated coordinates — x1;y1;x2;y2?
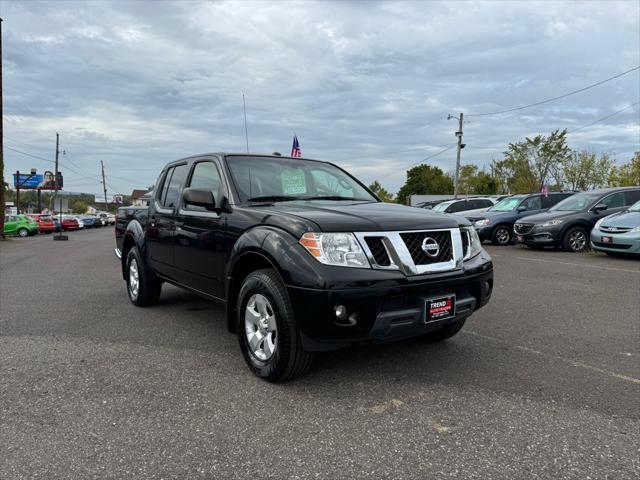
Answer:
537;219;563;228
594;218;604;229
474;219;490;227
462;227;483;259
299;232;370;268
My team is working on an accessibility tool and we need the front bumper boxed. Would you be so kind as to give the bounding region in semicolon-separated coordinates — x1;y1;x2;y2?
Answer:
514;226;561;247
590;229;640;254
288;252;493;352
475;225;492;241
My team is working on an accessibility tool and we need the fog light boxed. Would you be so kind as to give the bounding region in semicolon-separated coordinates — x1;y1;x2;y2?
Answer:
334;305;347;320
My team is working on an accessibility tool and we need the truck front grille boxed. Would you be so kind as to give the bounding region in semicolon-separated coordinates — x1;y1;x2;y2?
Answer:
364;237;392;266
400;231;453;265
514;223;534;235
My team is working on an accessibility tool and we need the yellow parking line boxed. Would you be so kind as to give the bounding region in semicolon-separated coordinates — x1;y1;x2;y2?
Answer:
463;330;640;385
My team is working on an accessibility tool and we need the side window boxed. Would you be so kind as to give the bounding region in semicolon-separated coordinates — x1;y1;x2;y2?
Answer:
186;162;222;211
542;194;564;208
478;199;493;208
447;201;466;213
162;164;188;208
600;192;625;208
624;190;640;205
521;196;542;210
158;168;173;206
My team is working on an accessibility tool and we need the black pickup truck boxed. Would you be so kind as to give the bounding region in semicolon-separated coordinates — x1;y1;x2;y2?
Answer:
115;153;493;381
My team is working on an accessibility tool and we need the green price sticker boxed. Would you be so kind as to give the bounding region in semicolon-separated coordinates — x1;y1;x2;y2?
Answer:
281;169;307;195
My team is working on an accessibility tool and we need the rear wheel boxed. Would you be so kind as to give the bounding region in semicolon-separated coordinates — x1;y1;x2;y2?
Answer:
237;268;313;382
125;247;161;306
17;228;29;238
563;227;588;252
491;225;512;245
423;318;467;342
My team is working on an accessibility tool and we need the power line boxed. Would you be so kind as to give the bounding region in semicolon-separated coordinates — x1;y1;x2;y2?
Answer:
5;145;55;164
468;65;640;117
386;144;457;178
567;100;640;134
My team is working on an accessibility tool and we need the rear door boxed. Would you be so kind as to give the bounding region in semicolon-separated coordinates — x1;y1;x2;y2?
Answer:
173;159;227;299
4;215;17;235
146;163;188;279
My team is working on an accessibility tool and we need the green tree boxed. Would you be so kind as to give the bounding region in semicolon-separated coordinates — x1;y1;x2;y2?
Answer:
495;130;571;193
397;164;453;204
457;165;498;195
609;152;640;187
368;181;394;202
564;151;613;190
71;201;87;214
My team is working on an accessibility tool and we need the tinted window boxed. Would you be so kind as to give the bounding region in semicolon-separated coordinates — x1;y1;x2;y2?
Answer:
521;196;542;210
446;201;466;213
186;162;222;211
542;193;570;209
476;199;494;208
624;189;640;205
162;164;188;208
600;191;625;208
158;169;172;206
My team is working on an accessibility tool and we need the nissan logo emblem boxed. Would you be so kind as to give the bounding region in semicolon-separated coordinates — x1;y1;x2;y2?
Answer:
421;237;440;258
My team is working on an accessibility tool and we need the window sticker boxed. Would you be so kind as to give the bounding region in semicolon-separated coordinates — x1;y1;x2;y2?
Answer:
281;169;307;195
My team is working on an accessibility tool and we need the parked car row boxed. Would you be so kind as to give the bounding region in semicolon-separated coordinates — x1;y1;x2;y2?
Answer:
464;186;640;256
3;212;116;236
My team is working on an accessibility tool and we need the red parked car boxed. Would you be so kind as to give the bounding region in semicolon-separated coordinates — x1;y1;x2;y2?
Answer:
27;214;56;234
61;215;80;231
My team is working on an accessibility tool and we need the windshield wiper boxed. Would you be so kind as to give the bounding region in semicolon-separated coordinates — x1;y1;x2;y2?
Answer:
247;195;301;202
301;196;371;201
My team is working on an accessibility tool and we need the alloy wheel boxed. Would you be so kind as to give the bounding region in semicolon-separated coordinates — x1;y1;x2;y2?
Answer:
244;293;278;361
128;259;140;300
495;228;510;245
569;230;586;252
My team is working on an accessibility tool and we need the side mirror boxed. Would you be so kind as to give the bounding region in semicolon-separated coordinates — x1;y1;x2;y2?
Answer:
183;188;217;211
517;206;527;212
593;203;608;213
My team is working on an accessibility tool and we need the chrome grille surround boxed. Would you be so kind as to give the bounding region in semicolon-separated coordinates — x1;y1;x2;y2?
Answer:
354;228;464;276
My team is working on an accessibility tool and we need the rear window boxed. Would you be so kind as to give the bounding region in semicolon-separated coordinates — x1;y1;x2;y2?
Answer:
624;189;640;205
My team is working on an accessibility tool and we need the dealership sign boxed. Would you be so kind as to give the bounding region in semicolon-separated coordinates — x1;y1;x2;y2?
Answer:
13;171;64;190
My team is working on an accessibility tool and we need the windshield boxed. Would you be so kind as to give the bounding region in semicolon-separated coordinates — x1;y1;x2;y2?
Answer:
489;197;523;212
628;200;640;212
432;201;452;212
550;192;602;211
226;156;376;203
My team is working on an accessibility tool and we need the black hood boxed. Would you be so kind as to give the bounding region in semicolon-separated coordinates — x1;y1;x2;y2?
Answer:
247;201;468;236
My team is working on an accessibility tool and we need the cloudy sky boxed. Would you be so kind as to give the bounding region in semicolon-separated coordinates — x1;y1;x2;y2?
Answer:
2;0;639;196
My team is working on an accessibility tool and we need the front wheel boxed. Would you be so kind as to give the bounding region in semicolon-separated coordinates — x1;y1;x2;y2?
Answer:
422;318;467;342
491;226;512;245
125;247;162;306
563;227;589;252
237;269;313;382
17;228;29;238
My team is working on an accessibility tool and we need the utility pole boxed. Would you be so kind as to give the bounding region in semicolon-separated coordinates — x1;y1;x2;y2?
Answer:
101;160;108;211
448;113;465;199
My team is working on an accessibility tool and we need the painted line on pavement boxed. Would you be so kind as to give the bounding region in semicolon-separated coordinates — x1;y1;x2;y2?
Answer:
463;330;640;385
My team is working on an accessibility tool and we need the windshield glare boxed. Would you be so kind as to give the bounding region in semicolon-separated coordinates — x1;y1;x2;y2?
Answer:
432;202;451;212
628;200;640;212
489;197;522;212
226;156;376;203
550;192;602;211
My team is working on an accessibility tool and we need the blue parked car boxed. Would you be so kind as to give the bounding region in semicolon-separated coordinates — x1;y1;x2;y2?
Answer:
468;192;575;245
591;200;640;257
80;216;98;228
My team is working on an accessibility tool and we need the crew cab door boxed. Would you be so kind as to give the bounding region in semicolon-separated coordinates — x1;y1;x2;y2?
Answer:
146;163;188;279
173;159;228;300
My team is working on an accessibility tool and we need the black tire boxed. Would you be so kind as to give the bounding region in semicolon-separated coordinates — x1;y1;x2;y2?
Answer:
17;228;29;238
422;318;467;342
236;268;313;382
562;226;589;252
491;225;512;245
125;247;161;306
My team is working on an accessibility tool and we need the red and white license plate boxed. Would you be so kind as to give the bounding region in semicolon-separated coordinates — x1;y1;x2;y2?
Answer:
601;236;613;243
425;295;456;323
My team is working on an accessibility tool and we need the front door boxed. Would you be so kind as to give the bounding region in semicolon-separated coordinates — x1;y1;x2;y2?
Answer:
146;163;188;279
174;160;227;300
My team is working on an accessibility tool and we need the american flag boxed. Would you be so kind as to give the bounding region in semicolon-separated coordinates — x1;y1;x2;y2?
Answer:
291;135;301;157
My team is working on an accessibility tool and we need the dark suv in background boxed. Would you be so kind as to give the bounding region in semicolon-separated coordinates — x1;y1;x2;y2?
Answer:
514;187;640;252
468;192;574;245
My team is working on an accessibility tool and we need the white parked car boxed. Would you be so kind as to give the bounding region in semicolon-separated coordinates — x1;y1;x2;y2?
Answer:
431;197;496;216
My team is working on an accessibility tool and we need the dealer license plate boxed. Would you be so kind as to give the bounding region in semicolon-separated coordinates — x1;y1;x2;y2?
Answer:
601;236;613;243
425;295;456;323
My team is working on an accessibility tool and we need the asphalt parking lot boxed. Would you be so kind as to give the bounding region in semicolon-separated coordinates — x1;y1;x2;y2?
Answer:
1;228;638;479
